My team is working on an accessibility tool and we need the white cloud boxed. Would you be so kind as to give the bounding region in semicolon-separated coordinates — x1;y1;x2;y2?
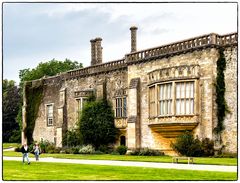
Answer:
3;2;237;84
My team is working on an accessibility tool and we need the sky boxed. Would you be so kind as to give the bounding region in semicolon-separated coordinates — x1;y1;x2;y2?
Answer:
2;2;237;84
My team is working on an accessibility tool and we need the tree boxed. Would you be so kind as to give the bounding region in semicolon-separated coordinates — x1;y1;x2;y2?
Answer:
16;58;83;142
79;99;119;149
3;79;21;142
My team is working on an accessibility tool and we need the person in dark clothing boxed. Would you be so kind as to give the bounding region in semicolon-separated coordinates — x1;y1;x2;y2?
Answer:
21;143;30;165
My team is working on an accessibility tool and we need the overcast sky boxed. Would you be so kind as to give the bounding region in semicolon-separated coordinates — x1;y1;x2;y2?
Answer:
3;2;237;84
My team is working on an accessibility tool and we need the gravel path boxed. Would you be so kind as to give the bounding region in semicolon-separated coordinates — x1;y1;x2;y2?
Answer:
3;156;237;172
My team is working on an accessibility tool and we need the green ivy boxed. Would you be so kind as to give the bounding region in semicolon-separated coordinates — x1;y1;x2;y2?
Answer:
214;48;228;135
24;82;43;144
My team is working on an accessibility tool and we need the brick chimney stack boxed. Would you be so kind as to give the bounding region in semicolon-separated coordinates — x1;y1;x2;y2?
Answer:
130;26;138;52
90;39;97;66
90;37;103;66
95;37;103;64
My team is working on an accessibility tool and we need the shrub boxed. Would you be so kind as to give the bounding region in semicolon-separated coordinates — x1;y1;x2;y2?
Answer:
79;99;119;148
14;145;22;152
116;145;127;155
214;153;237;158
79;144;95;154
172;131;215;157
94;150;104;154
71;146;81;154
201;138;214;157
98;144;109;154
172;131;202;157
62;129;83;147
130;148;164;156
110;151;120;155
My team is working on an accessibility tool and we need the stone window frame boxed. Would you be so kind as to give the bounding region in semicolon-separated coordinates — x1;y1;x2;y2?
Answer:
75;97;88;122
149;79;197;118
115;96;127;118
45;103;54;126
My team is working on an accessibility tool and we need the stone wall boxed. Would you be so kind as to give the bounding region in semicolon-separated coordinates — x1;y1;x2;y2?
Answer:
127;48;219;153
32;77;62;143
221;46;237;153
27;32;237;155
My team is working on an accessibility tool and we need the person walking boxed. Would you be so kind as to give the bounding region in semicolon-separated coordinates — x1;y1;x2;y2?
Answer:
33;143;41;161
21;143;30;165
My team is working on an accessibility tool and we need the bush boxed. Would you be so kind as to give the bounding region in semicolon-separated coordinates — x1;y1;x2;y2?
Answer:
98;144;109;153
172;131;202;157
214;153;237;158
71;146;81;154
79;99;119;148
79;144;95;154
116;145;127;155
201;138;214;157
130;148;164;156
15;145;22;152
94;150;104;154
62;129;83;147
110;151;120;155
172;131;215;157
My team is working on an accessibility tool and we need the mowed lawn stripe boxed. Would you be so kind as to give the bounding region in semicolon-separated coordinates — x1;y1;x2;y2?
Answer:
3;160;237;181
3;151;237;166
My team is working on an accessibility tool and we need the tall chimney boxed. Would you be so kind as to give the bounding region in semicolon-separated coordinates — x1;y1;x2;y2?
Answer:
130;26;138;52
95;37;103;64
90;39;97;66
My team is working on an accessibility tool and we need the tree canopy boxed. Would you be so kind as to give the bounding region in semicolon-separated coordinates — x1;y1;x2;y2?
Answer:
19;58;82;86
3;79;21;142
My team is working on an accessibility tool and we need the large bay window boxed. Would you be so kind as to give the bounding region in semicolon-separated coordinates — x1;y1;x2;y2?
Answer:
149;86;155;117
149;80;195;117
159;83;172;116
176;82;194;115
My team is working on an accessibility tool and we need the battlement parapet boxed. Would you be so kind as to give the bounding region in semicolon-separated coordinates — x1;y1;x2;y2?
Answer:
65;58;126;80
126;33;237;63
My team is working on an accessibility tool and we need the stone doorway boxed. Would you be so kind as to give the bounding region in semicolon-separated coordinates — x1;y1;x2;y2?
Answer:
120;136;126;146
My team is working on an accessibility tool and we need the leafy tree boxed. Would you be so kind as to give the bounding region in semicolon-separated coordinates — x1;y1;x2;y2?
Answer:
16;58;83;140
19;58;82;87
79;99;119;148
3;79;21;142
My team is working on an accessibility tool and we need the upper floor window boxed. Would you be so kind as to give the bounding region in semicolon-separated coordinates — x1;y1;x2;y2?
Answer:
116;97;127;118
149;80;195;117
159;83;172;116
176;82;194;115
46;104;53;126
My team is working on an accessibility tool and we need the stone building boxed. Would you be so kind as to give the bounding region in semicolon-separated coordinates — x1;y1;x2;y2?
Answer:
22;27;237;155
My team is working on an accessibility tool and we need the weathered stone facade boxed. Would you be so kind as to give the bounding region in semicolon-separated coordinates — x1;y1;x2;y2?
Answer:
22;28;237;155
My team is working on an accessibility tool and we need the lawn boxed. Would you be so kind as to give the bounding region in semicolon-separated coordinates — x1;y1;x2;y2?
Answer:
3;160;237;181
3;151;237;166
2;143;20;149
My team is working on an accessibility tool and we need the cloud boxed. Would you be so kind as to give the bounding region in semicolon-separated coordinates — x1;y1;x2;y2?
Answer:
3;2;237;84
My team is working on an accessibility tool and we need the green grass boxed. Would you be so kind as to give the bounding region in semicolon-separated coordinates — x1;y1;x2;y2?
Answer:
3;143;20;149
3;160;237;181
3;151;237;166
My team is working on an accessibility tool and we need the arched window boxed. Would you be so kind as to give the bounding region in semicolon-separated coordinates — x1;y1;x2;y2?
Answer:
120;136;126;146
